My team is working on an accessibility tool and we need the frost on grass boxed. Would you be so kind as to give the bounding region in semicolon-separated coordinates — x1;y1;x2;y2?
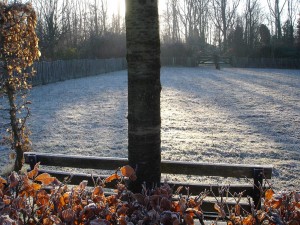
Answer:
0;67;299;190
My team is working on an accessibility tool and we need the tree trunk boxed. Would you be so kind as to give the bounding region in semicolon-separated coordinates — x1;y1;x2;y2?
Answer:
125;0;161;193
6;82;24;172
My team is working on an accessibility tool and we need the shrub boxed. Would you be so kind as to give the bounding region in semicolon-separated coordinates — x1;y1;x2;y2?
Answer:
0;164;299;225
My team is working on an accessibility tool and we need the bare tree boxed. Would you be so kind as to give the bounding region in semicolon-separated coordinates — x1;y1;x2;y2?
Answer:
34;0;63;59
267;0;288;39
287;0;299;27
210;0;240;52
244;0;263;50
161;0;181;43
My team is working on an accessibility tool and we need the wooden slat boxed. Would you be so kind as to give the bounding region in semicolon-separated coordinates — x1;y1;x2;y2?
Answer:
24;152;272;179
34;169;254;198
161;160;272;179
24;152;128;170
35;169;117;189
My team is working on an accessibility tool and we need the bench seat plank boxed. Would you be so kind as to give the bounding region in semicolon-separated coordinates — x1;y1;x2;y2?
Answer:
24;152;272;179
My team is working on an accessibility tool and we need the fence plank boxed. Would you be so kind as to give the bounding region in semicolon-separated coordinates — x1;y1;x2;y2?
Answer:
31;58;127;86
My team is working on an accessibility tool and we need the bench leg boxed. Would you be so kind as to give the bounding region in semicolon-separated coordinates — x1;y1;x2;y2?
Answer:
27;154;37;170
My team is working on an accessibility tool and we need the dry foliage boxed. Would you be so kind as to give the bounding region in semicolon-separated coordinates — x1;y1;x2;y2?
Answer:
0;164;299;225
0;2;40;172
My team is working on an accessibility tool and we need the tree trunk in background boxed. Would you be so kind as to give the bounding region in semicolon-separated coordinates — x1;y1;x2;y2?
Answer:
126;0;161;193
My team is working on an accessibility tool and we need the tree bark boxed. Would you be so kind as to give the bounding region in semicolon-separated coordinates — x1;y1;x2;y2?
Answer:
125;0;161;193
6;82;24;172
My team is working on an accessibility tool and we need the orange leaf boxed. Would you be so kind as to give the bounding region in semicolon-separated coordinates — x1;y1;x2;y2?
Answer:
271;200;282;209
31;182;41;191
105;173;120;183
235;204;241;216
265;189;274;201
0;177;7;190
93;186;104;196
3;195;11;205
242;215;254;225
34;173;55;185
119;216;126;225
172;201;181;212
43;218;52;225
0;177;7;185
36;190;50;206
120;165;136;181
27;162;40;179
120;165;134;177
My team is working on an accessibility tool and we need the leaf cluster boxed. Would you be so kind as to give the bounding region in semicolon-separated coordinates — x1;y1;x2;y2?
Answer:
0;2;40;82
0;164;299;225
0;2;40;171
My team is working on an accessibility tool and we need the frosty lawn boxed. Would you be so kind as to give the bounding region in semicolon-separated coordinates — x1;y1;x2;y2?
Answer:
1;67;299;190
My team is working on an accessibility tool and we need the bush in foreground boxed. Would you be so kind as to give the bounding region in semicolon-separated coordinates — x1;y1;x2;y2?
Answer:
0;164;299;225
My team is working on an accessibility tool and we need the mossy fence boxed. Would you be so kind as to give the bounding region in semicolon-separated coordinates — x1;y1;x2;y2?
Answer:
30;58;127;86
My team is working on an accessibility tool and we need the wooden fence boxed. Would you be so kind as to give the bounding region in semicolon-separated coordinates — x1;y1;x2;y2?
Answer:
232;57;300;69
161;56;300;69
30;58;127;86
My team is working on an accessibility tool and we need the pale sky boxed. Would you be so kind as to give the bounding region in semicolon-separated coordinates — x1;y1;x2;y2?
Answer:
107;0;165;16
106;0;273;21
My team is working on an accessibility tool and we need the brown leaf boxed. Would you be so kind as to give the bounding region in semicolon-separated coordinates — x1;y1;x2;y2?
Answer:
117;205;128;216
0;177;7;190
132;193;146;205
93;186;104;196
271;200;282;209
12;197;26;209
78;180;88;190
34;173;55;185
62;208;75;222
242;215;254;225
265;189;275;201
36;190;50;206
9;171;20;188
120;165;135;177
3;195;11;205
235;204;241;216
184;214;194;225
119;216;126;225
105;173;120;183
27;162;40;179
160;197;171;211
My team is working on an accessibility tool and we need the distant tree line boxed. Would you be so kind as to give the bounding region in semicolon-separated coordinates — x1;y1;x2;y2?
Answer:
30;0;126;60
160;0;300;59
7;0;300;60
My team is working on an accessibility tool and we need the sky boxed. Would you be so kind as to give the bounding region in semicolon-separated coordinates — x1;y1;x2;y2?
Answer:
106;0;289;18
107;0;165;16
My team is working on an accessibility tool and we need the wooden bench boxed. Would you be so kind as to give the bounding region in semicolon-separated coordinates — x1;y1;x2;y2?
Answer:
24;152;272;219
197;56;231;65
